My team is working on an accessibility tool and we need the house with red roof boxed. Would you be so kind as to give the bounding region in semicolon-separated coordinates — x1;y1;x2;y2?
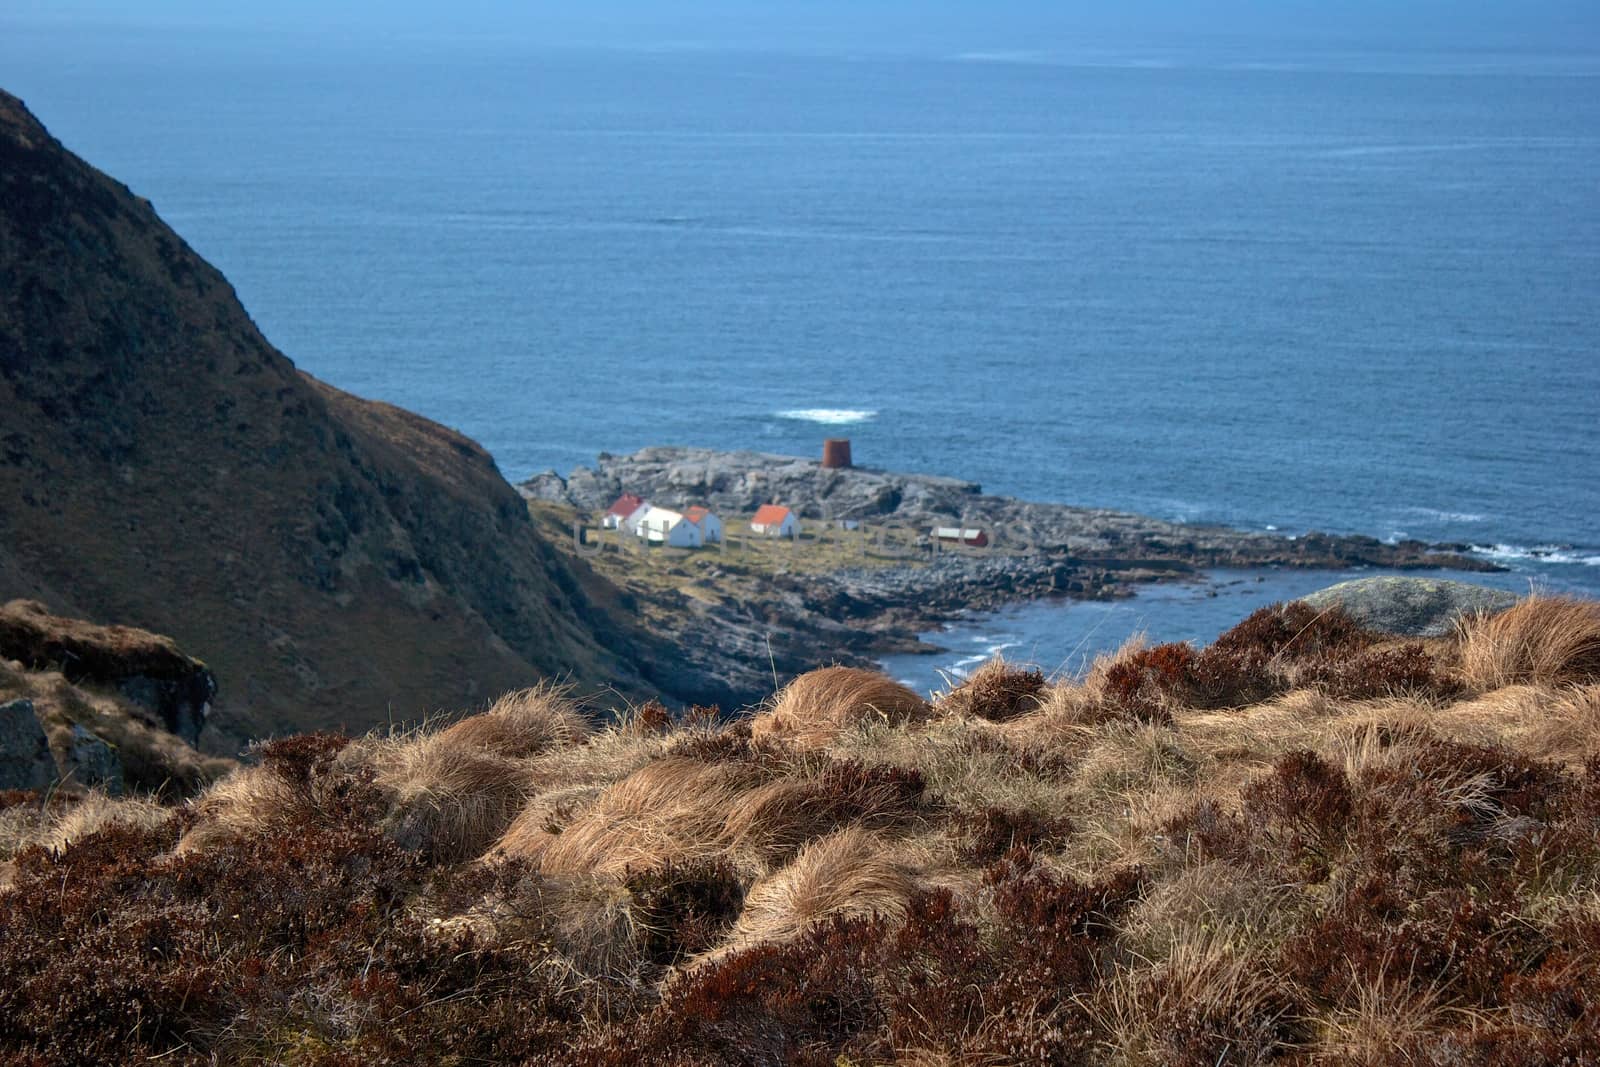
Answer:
683;505;723;544
603;493;645;530
750;504;798;538
932;526;989;548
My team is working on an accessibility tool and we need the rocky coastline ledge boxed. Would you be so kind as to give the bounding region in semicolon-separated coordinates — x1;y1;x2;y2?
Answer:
521;446;1501;704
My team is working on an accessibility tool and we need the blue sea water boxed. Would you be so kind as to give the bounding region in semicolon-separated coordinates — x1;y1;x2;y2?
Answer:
3;26;1597;680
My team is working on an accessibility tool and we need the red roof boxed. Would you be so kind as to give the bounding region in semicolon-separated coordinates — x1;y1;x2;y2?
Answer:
606;493;644;517
683;506;711;524
752;504;792;526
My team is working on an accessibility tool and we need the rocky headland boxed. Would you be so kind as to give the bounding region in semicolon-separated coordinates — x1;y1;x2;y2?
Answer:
521;447;1501;702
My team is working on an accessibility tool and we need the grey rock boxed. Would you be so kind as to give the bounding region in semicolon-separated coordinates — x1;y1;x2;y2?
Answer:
516;469;570;503
1299;577;1520;637
62;724;123;795
0;698;54;791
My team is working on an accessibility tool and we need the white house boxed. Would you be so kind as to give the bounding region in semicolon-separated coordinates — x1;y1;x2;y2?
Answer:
618;502;651;537
683;506;723;544
603;493;645;530
636;506;704;548
750;504;798;538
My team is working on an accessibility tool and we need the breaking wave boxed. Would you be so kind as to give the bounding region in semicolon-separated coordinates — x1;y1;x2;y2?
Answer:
1471;543;1600;567
775;408;878;425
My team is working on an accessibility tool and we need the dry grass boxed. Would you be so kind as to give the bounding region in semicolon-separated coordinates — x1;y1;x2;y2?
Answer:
508;756;762;877
35;791;173;854
1459;594;1600;689
436;683;591;759
9;594;1600;1065
749;665;930;746
175;764;311;854
720;825;920;950
371;730;540;862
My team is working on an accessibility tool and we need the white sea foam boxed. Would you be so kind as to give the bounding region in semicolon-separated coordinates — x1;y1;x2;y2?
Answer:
1403;507;1488;523
1471;544;1600;567
775;408;878;425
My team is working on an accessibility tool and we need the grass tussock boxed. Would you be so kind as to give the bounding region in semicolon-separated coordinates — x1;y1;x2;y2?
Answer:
4;594;1600;1065
1459;594;1600;689
749;665;930;746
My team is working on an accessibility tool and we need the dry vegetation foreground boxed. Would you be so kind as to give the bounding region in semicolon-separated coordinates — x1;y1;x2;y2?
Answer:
3;597;1600;1065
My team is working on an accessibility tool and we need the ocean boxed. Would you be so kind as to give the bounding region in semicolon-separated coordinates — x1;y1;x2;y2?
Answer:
4;26;1596;689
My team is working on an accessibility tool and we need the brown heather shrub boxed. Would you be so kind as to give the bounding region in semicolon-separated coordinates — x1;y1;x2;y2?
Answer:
1184;600;1378;708
626;697;674;734
1214;600;1376;661
255;729;351;783
937;657;1048;722
625;858;748;965
1460;594;1600;689
1314;640;1463;701
1097;606;1457;712
951;803;1073;865
0;790;590;1065
1101;640;1193;722
749;666;929;746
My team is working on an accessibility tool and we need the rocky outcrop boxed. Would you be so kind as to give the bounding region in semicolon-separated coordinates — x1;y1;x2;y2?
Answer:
1299;577;1520;637
0;603;235;797
0;698;53;791
0;599;215;746
0;90;711;750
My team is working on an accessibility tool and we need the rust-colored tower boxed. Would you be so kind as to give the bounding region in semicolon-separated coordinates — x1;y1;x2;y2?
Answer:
821;438;853;469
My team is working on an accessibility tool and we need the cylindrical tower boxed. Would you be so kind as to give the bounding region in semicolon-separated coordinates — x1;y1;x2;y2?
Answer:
821;438;853;469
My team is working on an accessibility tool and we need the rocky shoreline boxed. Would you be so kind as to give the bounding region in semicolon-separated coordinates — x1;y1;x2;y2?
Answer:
522;447;1502;706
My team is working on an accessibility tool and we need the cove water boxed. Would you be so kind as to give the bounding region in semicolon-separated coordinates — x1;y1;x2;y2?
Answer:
3;26;1596;683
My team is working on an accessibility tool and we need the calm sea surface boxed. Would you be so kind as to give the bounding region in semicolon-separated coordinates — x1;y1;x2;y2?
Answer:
4;28;1596;686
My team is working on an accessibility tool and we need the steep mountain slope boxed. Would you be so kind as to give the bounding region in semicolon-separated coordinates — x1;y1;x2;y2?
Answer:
0;90;680;751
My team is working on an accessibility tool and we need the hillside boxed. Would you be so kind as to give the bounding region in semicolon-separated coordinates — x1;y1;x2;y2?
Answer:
0;90;699;751
2;593;1596;1063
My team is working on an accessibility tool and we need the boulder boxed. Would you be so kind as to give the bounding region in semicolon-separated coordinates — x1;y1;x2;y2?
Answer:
61;724;123;795
0;698;53;791
1299;577;1520;638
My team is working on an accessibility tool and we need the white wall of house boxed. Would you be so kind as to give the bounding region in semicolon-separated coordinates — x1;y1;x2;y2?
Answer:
620;503;651;536
694;513;724;543
638;507;704;548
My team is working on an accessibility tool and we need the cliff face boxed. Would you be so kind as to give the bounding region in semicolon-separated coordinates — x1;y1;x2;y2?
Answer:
0;90;662;751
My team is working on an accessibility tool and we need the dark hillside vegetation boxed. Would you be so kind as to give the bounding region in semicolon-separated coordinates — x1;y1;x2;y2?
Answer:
0;89;714;753
2;596;1598;1064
